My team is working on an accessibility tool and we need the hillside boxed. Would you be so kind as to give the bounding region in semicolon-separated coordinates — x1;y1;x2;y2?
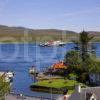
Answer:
0;25;100;43
88;31;100;42
0;25;78;43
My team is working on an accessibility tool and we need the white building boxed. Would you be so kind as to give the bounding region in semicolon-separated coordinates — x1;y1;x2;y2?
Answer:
68;85;99;100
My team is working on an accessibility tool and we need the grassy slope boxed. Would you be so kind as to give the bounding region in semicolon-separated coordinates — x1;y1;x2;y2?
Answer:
32;79;87;94
33;79;77;88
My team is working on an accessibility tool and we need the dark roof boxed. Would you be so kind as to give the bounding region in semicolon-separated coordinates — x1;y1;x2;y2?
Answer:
86;92;96;100
81;87;99;100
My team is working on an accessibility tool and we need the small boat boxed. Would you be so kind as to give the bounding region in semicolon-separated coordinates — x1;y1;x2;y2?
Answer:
55;41;66;46
29;66;37;74
5;71;14;82
39;43;47;47
6;72;14;78
5;77;11;82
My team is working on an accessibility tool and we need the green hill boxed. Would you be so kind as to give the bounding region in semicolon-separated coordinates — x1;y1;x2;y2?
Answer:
0;25;100;43
0;25;78;43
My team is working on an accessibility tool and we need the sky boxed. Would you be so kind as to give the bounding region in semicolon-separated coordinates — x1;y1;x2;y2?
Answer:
0;0;100;32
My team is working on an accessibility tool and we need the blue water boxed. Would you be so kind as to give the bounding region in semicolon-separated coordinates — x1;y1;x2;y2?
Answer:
0;43;100;97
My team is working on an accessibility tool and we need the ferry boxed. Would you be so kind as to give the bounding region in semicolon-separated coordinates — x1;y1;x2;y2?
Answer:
39;41;66;47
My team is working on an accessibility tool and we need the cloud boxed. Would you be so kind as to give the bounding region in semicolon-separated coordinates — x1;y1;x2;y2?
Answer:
61;7;100;17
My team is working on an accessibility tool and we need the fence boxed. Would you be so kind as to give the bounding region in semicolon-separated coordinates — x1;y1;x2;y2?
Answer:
6;93;56;100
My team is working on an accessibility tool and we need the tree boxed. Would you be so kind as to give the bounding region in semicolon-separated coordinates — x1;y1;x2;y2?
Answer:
64;31;98;83
88;60;100;73
72;31;96;73
64;51;82;74
64;50;89;82
0;76;10;97
73;31;94;61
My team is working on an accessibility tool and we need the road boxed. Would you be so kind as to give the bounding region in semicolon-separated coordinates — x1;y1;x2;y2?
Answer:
5;94;56;100
5;94;70;100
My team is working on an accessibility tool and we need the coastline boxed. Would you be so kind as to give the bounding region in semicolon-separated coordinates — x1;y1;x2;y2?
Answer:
0;41;100;44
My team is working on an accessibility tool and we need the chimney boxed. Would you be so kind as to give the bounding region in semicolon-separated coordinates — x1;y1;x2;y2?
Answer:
75;84;81;93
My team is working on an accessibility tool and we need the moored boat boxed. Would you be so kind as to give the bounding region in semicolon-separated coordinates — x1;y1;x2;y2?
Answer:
5;71;14;82
29;66;37;74
0;71;14;82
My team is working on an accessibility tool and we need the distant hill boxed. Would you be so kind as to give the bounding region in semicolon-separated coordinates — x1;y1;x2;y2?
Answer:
88;31;100;36
88;31;100;41
0;25;100;42
0;25;78;42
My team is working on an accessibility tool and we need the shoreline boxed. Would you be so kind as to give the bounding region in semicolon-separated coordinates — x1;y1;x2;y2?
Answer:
0;42;37;44
30;85;65;94
0;41;100;44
